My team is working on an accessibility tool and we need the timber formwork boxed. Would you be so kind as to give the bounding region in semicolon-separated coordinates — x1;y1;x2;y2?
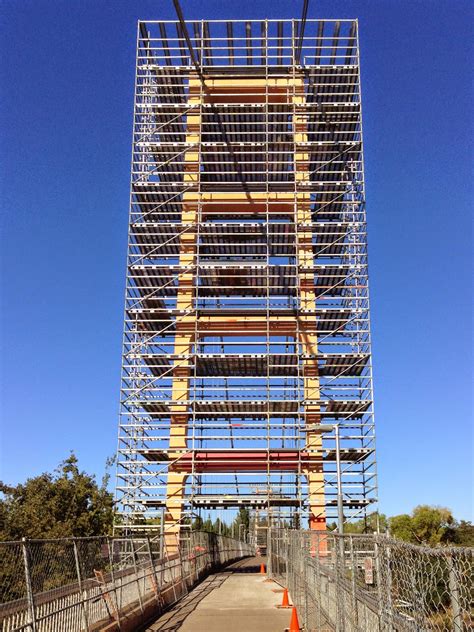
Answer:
115;18;377;543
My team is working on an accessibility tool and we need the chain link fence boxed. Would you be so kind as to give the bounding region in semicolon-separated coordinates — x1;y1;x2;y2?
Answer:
3;530;472;631
267;529;473;632
0;532;252;631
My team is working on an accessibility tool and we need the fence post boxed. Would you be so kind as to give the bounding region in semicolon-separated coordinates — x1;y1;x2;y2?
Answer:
374;537;384;631
21;538;37;632
385;536;394;631
447;553;462;632
303;533;309;630
160;515;165;562
163;536;178;604
130;538;144;613
158;529;166;588
146;537;161;608
175;533;189;596
349;536;359;630
107;537;122;627
267;528;272;577
334;535;345;632
73;539;90;631
314;533;322;631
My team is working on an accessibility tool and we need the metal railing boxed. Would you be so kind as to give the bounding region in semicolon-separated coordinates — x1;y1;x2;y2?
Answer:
267;529;473;632
0;532;252;631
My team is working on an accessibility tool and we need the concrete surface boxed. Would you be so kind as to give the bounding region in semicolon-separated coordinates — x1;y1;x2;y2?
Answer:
144;557;293;632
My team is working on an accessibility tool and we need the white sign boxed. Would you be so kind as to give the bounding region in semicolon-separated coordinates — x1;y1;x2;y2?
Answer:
364;557;374;584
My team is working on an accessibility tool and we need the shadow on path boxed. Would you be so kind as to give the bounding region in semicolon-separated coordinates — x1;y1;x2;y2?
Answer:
219;557;266;574
143;557;260;632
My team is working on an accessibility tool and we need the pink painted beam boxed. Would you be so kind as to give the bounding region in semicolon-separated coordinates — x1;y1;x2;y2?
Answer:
170;450;318;473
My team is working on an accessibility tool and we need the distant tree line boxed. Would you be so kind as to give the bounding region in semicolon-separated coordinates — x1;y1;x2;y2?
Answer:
1;454;472;547
190;507;250;537
328;506;474;547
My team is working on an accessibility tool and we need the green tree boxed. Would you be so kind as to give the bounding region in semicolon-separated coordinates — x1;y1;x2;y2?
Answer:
388;513;414;541
450;520;474;547
389;505;455;546
192;515;204;531
340;512;388;534
235;508;250;530
0;453;114;540
201;515;214;533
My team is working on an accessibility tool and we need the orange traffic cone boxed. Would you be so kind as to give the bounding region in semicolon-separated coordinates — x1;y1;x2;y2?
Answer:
259;562;266;574
289;606;300;632
280;587;291;608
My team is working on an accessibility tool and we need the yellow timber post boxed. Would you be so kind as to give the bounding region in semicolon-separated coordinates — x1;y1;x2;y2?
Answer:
294;79;326;531
163;84;200;548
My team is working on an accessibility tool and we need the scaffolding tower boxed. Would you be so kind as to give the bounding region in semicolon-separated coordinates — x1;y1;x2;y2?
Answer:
115;17;378;544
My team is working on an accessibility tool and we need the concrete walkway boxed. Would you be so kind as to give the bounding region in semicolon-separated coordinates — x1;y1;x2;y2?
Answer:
144;557;292;632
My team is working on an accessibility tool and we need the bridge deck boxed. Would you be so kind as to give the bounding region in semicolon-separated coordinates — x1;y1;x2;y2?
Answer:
145;557;291;632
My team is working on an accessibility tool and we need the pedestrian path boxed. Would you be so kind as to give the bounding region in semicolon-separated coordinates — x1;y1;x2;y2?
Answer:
145;557;292;632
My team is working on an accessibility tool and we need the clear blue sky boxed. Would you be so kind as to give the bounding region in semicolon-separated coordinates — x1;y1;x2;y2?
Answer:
0;0;472;521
